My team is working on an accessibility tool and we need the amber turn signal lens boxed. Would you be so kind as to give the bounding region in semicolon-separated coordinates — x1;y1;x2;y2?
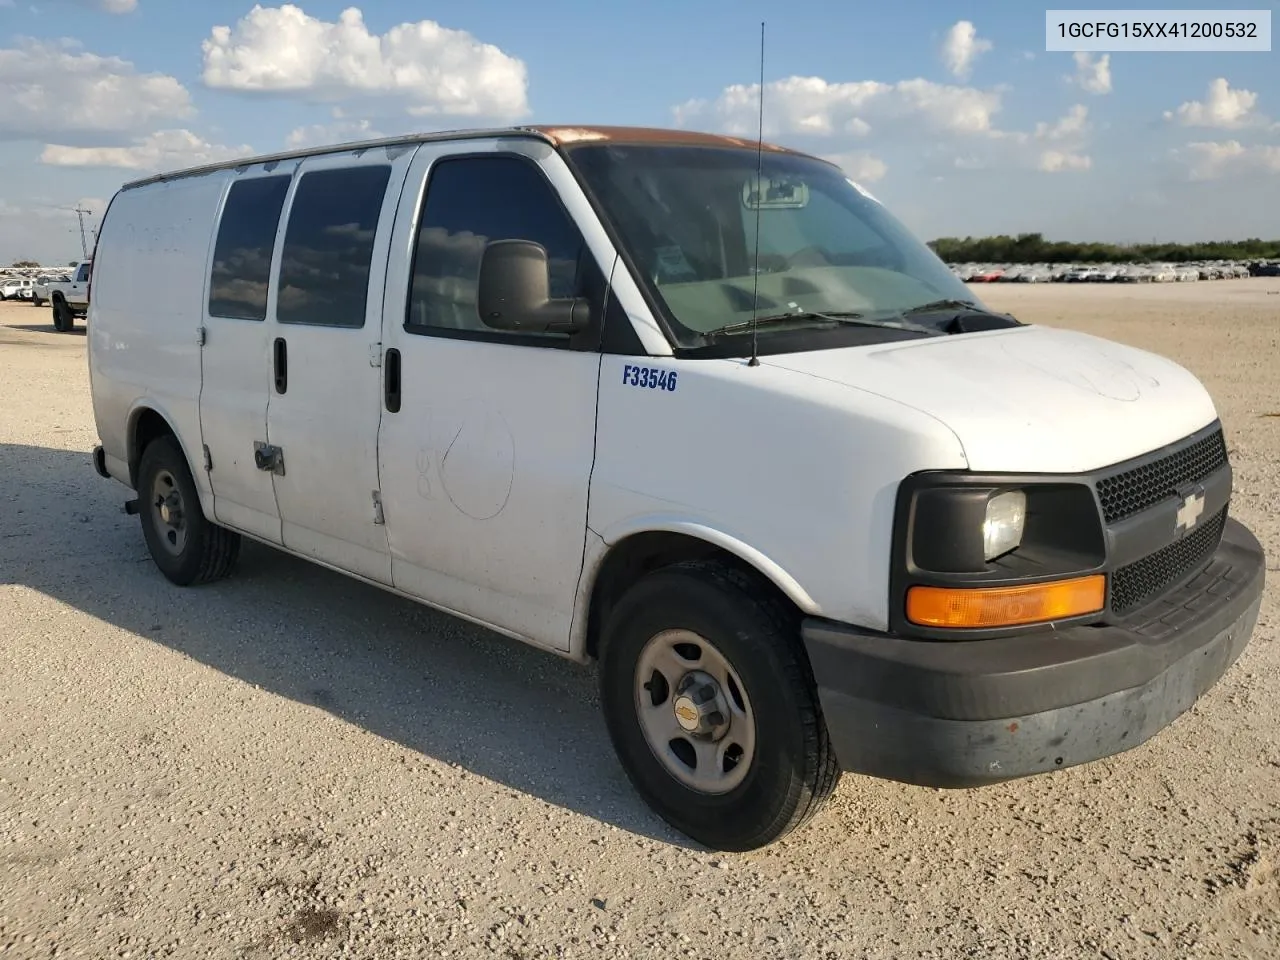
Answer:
906;575;1106;629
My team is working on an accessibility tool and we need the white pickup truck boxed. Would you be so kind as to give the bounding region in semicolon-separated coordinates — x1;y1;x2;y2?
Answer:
32;272;71;307
47;260;91;331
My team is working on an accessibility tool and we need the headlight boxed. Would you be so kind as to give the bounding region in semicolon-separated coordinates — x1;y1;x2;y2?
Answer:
982;490;1026;561
892;473;1107;637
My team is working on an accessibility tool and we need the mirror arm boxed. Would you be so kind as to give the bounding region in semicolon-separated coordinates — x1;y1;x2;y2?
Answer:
539;298;591;334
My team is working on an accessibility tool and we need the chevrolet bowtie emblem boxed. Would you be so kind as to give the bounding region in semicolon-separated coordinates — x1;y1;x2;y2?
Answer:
1174;489;1205;535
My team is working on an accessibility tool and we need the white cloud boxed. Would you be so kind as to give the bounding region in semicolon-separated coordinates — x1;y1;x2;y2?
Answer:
1034;103;1089;141
0;39;191;142
286;117;383;148
201;4;529;120
1038;150;1092;172
1164;78;1261;129
822;150;888;182
40;129;254;171
940;21;992;80
971;104;1093;172
1030;105;1092;171
673;76;1004;139
1070;52;1112;95
674;78;1095;178
1174;140;1280;180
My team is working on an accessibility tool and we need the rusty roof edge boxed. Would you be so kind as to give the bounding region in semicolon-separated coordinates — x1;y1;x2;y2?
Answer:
118;124;833;192
527;125;841;169
528;124;803;153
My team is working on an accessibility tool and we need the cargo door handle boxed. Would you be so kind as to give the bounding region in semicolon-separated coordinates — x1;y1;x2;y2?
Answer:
385;348;401;413
273;337;287;394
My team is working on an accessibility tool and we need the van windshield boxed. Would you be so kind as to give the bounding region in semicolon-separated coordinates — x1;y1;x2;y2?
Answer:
565;143;979;352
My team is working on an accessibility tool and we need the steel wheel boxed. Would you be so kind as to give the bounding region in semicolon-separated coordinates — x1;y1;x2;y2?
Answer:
149;468;188;557
634;628;757;794
136;434;240;586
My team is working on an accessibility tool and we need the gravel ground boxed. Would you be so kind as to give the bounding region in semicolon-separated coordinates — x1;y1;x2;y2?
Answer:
1;282;1278;960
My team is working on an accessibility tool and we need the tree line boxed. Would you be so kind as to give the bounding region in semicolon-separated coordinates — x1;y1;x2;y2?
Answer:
927;234;1280;264
7;260;86;269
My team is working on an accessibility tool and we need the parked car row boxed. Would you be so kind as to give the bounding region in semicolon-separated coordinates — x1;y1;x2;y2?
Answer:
0;264;90;329
951;260;1274;284
0;276;35;300
0;271;72;305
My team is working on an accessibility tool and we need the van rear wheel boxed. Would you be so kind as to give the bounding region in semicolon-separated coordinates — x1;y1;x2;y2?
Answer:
137;435;240;586
598;561;840;851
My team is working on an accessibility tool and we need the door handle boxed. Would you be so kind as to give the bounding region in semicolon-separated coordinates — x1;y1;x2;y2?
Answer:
385;348;401;413
273;337;287;394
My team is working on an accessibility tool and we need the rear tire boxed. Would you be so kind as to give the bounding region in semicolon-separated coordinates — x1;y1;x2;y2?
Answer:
599;560;840;851
52;299;71;332
137;434;240;586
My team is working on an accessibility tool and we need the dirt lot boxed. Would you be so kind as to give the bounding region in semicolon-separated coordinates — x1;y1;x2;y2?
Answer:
2;282;1278;960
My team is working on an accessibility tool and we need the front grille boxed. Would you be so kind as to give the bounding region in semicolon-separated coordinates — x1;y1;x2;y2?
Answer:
1111;506;1227;615
1095;428;1228;525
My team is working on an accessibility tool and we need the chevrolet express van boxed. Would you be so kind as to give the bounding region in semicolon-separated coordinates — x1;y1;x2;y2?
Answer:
87;126;1265;851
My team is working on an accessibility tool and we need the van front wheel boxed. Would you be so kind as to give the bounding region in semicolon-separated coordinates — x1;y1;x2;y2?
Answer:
137;435;240;586
599;561;840;851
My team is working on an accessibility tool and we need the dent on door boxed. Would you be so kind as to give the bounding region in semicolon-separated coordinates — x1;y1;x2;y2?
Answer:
413;400;517;521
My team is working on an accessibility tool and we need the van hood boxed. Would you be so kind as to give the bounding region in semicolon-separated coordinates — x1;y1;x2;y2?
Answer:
762;324;1218;473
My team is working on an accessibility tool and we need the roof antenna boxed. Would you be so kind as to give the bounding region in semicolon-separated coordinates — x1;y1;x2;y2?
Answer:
747;20;765;368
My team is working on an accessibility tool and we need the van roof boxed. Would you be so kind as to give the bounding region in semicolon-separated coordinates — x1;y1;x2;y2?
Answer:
120;125;819;190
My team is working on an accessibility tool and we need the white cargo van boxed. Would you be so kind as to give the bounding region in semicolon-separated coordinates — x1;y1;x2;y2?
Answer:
87;126;1265;851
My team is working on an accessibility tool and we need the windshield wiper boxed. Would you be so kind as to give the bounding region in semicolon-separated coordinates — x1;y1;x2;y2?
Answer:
900;298;985;316
896;299;1022;333
704;310;939;338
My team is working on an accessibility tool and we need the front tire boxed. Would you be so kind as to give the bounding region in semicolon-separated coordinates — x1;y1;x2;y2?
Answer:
137;435;240;586
599;561;840;851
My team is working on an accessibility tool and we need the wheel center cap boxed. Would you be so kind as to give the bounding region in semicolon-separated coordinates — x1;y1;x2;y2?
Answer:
672;695;701;731
160;504;172;523
671;671;731;740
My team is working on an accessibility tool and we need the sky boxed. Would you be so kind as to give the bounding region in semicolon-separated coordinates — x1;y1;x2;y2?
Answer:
1;0;1277;265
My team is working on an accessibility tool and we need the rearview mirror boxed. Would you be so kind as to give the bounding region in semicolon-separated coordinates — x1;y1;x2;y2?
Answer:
477;240;589;335
742;175;809;210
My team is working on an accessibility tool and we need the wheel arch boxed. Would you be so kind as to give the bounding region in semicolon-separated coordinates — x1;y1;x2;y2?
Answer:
579;520;819;661
126;403;192;489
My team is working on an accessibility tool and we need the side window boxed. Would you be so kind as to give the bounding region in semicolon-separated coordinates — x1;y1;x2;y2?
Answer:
75;263;91;283
208;175;291;320
406;155;586;338
277;165;392;328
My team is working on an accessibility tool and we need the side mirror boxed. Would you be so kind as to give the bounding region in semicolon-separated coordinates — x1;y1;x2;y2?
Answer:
477;239;590;334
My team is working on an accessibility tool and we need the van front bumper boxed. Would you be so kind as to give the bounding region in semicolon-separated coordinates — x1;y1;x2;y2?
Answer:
802;517;1265;788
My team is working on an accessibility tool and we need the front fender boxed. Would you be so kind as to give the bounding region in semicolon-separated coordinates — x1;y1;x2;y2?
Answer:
592;514;820;614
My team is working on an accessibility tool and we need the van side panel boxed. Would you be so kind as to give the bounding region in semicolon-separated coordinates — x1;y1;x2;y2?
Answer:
89;173;230;502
